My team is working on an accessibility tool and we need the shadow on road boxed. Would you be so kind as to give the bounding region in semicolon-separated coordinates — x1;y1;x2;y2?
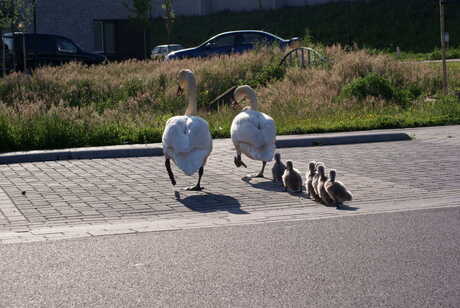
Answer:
175;191;248;214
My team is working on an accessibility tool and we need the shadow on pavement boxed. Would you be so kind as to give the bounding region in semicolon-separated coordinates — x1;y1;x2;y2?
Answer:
242;177;312;200
241;177;283;192
175;191;248;214
337;204;359;211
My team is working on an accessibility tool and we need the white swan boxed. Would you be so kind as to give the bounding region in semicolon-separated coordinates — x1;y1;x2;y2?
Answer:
162;69;213;191
230;85;276;177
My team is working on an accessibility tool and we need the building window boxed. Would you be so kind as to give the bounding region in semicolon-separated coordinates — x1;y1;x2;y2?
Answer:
94;21;115;53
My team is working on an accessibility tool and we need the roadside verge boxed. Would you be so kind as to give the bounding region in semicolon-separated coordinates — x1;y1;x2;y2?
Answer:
0;130;411;165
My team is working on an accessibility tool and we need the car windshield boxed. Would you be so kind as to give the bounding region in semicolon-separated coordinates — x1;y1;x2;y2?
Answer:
1;36;14;52
57;38;78;53
208;35;235;47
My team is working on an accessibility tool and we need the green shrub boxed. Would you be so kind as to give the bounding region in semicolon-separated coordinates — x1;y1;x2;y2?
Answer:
342;73;422;106
247;63;285;88
429;48;460;60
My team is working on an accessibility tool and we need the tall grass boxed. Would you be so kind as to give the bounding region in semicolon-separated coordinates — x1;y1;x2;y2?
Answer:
0;46;459;153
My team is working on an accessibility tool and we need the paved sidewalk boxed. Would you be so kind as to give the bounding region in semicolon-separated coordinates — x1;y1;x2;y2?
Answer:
0;125;459;243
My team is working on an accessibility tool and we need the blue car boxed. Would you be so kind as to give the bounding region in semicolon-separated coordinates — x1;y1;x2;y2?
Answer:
165;30;299;60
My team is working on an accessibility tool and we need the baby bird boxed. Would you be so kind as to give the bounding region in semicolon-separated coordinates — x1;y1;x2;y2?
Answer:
317;165;335;206
282;161;303;193
325;169;353;207
306;161;320;200
311;161;323;197
272;153;286;184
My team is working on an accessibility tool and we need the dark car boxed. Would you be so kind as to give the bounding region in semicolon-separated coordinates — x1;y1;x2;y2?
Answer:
1;32;106;71
165;30;299;60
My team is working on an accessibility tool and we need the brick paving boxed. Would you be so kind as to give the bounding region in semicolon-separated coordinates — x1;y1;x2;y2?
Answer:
0;125;459;243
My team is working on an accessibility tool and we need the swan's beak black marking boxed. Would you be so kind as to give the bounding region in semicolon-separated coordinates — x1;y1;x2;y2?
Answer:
231;88;240;109
177;86;184;96
231;87;238;104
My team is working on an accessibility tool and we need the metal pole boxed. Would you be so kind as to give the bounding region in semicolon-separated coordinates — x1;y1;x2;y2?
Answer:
22;33;27;73
440;0;448;96
33;0;37;33
1;30;5;77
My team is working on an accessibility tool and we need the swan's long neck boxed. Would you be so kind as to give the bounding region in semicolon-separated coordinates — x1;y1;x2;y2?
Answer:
184;76;198;116
246;91;258;111
235;86;258;111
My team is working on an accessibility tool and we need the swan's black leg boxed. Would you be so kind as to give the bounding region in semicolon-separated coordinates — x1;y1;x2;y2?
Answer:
165;159;176;186
255;161;266;178
186;166;204;191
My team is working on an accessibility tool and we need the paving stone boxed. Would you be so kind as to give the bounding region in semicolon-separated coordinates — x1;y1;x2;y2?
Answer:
0;126;460;242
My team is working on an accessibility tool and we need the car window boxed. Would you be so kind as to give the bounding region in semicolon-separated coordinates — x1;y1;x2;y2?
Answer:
243;33;274;45
152;47;160;53
210;34;235;48
27;36;57;53
159;47;167;53
234;34;244;46
57;38;78;53
170;45;182;51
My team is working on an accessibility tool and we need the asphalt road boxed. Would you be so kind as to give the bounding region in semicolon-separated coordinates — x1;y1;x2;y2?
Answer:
1;207;459;307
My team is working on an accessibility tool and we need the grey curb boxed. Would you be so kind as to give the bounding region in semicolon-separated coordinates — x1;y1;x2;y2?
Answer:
275;132;411;148
0;132;411;165
0;146;164;165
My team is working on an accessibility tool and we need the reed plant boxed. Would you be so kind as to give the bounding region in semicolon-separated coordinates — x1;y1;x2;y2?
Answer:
0;46;458;153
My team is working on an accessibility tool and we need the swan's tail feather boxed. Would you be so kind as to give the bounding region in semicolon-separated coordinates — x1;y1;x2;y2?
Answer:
174;150;209;176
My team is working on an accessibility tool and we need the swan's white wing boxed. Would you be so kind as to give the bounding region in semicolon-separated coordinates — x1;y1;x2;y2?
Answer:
186;116;213;151
162;116;191;156
260;112;276;147
231;110;276;161
162;115;213;176
231;111;265;149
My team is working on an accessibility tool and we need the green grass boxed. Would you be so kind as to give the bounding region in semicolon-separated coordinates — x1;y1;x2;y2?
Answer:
391;47;460;61
1;46;459;153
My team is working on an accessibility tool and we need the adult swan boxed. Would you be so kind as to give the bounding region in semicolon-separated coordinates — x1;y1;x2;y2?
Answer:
162;69;213;191
230;85;276;178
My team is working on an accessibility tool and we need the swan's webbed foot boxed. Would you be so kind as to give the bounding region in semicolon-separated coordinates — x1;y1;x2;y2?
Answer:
234;155;247;168
246;172;264;178
186;166;204;191
250;162;266;178
186;185;204;191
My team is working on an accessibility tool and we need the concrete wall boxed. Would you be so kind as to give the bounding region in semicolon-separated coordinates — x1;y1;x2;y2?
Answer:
36;0;129;51
35;0;356;52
